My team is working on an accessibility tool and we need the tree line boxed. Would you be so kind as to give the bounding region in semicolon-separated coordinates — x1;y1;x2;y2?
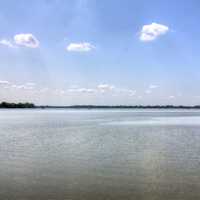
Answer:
0;102;200;109
0;102;35;108
39;105;200;109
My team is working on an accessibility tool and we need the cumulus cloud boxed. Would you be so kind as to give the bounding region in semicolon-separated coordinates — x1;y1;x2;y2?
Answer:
140;23;169;42
14;33;39;48
97;84;115;92
0;39;15;48
67;42;95;52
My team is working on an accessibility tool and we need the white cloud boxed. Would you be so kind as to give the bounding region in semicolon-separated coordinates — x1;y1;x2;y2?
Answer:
97;84;115;92
145;90;152;94
149;84;159;89
0;80;10;85
0;81;36;90
14;33;39;48
128;90;136;96
0;80;39;93
68;88;96;93
67;84;137;97
140;23;169;42
39;88;49;93
67;42;95;52
26;82;36;87
169;95;175;99
54;89;66;95
59;90;65;95
11;84;35;90
0;39;15;48
116;88;136;96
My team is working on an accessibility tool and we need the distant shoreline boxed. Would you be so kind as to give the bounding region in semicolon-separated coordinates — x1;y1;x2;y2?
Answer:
37;106;200;109
1;102;200;109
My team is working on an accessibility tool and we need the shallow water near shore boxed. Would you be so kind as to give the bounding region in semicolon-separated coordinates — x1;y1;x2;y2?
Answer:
1;109;200;200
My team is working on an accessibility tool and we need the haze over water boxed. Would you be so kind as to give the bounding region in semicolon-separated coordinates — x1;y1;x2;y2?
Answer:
1;109;200;200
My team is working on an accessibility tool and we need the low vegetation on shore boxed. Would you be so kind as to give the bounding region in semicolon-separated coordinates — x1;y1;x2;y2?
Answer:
1;102;200;109
0;102;35;108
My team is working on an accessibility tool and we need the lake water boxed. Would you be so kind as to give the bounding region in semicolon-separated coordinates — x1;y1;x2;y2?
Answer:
0;109;200;200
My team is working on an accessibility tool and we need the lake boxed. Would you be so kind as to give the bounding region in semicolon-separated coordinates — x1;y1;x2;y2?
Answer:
0;109;200;200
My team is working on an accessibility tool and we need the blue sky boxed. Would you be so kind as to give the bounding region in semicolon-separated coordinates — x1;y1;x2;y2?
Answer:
0;0;200;105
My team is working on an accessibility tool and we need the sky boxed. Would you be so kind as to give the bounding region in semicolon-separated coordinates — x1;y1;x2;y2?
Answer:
0;0;200;105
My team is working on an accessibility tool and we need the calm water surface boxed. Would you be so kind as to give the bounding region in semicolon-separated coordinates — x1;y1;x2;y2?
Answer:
0;109;200;200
